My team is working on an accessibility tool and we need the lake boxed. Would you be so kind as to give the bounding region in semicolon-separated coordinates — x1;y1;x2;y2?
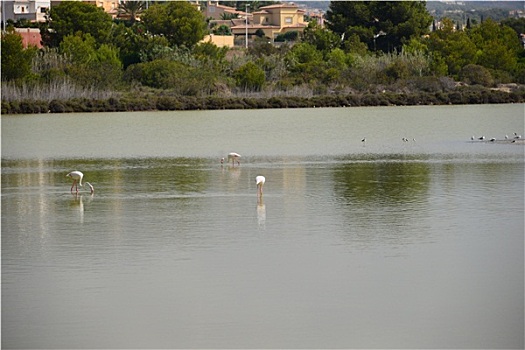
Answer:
2;104;524;349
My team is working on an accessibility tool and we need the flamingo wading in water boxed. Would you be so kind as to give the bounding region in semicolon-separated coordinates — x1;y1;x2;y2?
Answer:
256;175;265;197
225;152;241;166
66;170;94;194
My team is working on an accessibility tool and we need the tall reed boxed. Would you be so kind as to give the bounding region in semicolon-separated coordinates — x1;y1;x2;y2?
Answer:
1;78;116;102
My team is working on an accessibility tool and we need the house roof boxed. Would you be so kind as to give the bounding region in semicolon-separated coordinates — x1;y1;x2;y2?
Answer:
259;3;299;10
208;3;248;16
231;18;246;26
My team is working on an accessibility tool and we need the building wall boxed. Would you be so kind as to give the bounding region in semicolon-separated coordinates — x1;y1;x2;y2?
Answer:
252;4;305;36
1;0;50;22
94;0;118;14
202;34;234;48
15;27;43;48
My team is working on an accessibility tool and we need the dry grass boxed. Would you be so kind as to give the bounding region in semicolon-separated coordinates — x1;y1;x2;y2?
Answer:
1;78;116;102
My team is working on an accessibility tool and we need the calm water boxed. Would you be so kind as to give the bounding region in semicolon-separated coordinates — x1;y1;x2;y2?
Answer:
2;104;524;349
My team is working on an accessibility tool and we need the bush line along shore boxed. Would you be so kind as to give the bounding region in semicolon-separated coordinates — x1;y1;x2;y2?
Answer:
3;88;524;115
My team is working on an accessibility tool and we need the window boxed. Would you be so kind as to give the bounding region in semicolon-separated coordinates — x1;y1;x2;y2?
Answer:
285;17;292;24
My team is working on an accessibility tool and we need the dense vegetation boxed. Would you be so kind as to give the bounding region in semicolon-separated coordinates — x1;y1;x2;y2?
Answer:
2;1;525;114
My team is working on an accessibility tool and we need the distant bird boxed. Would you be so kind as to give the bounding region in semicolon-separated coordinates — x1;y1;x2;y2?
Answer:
66;170;94;194
226;152;241;166
514;134;522;139
361;137;366;143
490;138;496;142
256;175;265;197
505;135;509;140
478;136;485;140
471;136;475;140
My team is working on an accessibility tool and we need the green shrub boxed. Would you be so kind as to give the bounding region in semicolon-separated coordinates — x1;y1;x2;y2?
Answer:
156;97;182;110
459;64;494;87
49;99;66;113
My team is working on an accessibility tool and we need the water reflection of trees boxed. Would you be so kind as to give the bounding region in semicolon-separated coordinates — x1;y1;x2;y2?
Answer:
118;158;211;194
333;156;431;206
332;156;432;247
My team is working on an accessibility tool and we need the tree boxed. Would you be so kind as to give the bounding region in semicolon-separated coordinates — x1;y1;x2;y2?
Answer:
1;29;37;81
275;31;299;42
43;1;113;47
213;24;232;36
141;2;207;48
425;18;477;76
110;23;170;68
59;34;122;88
220;12;238;20
59;34;97;64
234;62;265;91
468;19;521;72
302;20;341;54
284;42;324;83
326;1;432;53
117;1;146;25
192;42;228;65
501;18;525;37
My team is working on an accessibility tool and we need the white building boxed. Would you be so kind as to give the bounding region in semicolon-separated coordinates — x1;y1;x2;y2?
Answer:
1;0;51;23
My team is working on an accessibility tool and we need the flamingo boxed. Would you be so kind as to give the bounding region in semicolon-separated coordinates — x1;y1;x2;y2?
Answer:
66;170;94;194
226;152;241;166
256;175;265;197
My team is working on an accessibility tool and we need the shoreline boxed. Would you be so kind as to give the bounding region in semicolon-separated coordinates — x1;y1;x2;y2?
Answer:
2;89;524;115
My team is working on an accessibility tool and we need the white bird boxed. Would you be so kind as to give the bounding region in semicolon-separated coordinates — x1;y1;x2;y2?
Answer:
66;170;94;194
256;175;265;197
471;136;475;140
226;152;241;166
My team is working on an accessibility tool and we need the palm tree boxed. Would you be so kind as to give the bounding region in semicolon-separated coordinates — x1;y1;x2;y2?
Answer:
220;12;239;20
117;1;146;25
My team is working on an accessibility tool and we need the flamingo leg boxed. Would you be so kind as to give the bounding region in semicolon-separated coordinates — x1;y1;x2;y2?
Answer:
70;180;76;192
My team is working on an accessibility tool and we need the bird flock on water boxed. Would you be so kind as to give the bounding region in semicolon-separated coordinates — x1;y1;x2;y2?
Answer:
66;131;522;195
470;132;522;143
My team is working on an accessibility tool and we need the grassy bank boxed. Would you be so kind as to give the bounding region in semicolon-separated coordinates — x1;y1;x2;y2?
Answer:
2;87;524;115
